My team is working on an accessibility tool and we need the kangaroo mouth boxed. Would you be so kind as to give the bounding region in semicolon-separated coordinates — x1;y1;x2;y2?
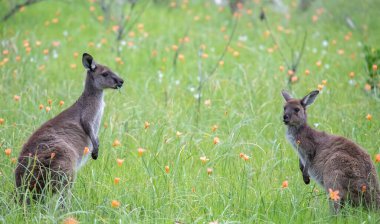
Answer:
114;83;123;89
283;120;290;125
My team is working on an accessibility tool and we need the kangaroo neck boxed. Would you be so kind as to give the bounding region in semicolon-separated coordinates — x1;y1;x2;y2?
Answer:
287;124;309;139
81;73;103;100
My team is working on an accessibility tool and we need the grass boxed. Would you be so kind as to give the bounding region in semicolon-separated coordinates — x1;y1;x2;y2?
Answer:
1;0;380;223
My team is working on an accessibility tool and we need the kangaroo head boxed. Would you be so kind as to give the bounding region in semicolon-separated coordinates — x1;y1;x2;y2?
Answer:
281;90;319;127
82;53;124;90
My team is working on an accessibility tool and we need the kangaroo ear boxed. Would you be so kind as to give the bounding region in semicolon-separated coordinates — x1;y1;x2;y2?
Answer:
281;90;292;102
82;53;96;71
301;90;319;107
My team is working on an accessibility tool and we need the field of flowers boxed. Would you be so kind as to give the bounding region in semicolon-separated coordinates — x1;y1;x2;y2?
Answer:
1;0;380;223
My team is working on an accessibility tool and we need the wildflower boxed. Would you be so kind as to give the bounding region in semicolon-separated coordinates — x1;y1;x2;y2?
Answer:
349;72;355;78
201;53;208;59
361;185;367;193
112;139;121;147
116;158;124;167
211;124;218;132
207;168;213;175
62;217;79;224
70;64;77;69
0;118;4;125
375;154;380;163
316;61;322;67
213;137;220;144
39;104;44;110
290;76;298;83
287;70;294;76
47;99;52;105
114;177;120;184
73;52;79;58
366;114;372;121
3;50;9;55
4;148;12;156
364;84;371;91
52;18;59;24
373;65;378;71
50;152;55;159
233;51;240;57
45;106;51;112
204;99;211;107
279;66;285;72
43;49;49;55
305;69;310;75
200;156;209;164
176;131;182;137
138;147;145;157
219;60;224;66
322;80;327;85
178;54;185;61
282;180;288;188
239;153;250;161
111;200;120;208
89;6;95;11
329;188;340;201
83;147;89;155
317;84;324;91
171;45;178;51
14;95;20;102
59;100;64;106
144;121;150;129
165;165;170;173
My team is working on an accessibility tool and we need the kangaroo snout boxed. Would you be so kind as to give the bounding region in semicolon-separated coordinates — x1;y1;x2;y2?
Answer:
283;114;290;124
115;78;124;89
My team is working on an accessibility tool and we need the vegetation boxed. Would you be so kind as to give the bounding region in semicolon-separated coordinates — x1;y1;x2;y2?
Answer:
0;0;380;223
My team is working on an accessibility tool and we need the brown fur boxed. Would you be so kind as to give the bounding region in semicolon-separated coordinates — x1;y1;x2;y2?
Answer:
282;90;380;213
15;53;124;203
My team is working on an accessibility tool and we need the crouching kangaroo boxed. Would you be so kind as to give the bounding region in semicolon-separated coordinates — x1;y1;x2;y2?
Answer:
15;53;124;203
281;90;380;213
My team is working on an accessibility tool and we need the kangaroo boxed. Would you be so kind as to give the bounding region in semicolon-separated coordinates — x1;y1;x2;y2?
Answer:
282;90;380;213
15;53;124;203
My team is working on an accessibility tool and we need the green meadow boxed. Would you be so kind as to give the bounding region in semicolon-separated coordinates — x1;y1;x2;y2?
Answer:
1;0;380;223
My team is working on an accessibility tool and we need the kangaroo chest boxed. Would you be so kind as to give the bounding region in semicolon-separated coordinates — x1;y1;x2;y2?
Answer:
92;99;105;135
286;131;307;164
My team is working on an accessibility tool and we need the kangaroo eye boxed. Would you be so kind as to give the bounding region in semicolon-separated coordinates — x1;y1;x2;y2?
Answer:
294;108;300;113
101;72;108;77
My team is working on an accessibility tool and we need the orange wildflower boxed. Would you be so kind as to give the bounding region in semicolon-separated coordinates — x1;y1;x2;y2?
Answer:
219;60;224;66
43;49;49;55
4;148;12;156
361;185;367;193
366;114;372;121
364;84;372;91
375;154;380;163
329;188;340;201
39;104;44;110
304;69;310;75
373;64;378;71
14;95;20;102
50;152;56;159
83;147;89;155
279;66;285;72
116;158;124;167
201;53;208;59
59;100;64;106
213;137;220;144
144;121;150;129
45;106;51;112
200;156;209;164
47;99;52;105
349;72;355;78
138;147;145;157
62;217;79;224
207;168;213;175
178;54;185;61
70;64;77;69
211;124;218;132
171;45;178;51
233;51;240;57
239;153;250;161
111;200;120;208
3;50;9;55
11;158;17;164
112;139;121;147
204;99;211;106
114;177;120;184
282;180;288;188
165;165;170;173
0;118;4;125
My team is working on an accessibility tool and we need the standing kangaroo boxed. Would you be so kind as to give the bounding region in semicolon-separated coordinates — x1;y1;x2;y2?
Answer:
282;90;380;213
15;53;124;202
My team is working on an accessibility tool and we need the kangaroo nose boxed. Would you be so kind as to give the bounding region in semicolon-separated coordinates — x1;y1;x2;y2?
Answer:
283;114;290;124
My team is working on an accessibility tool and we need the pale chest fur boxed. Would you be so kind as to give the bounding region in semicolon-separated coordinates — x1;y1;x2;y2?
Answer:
286;128;323;186
92;98;105;135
